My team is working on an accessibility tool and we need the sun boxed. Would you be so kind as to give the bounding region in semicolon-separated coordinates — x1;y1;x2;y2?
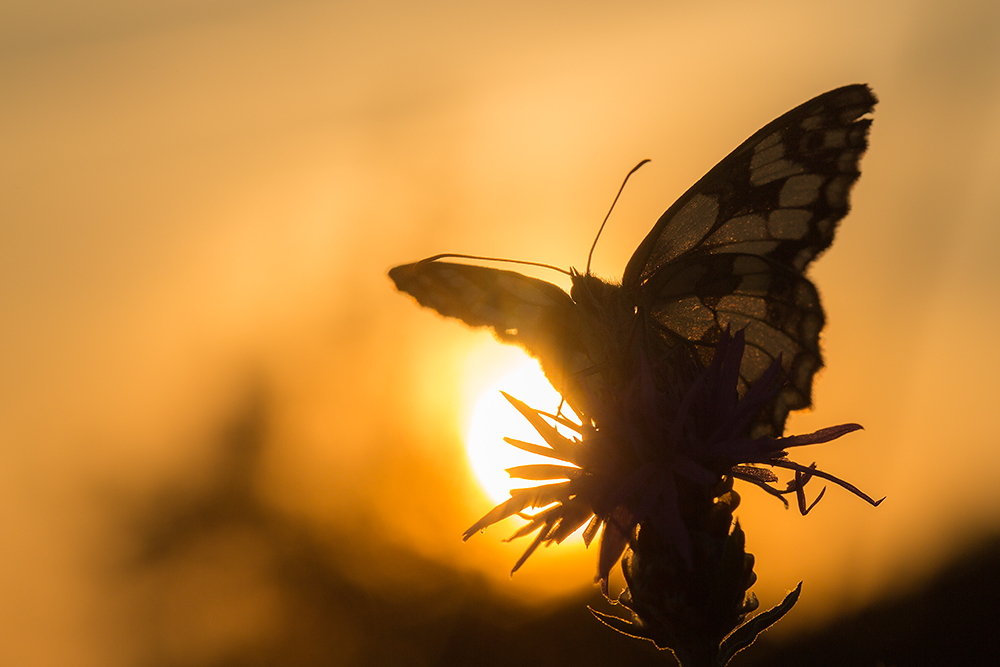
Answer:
463;351;569;505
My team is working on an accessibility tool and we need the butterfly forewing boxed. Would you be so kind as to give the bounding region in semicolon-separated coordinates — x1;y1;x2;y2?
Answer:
389;261;592;403
623;85;875;287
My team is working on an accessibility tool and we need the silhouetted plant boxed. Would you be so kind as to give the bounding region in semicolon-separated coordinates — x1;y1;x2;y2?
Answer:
465;330;881;666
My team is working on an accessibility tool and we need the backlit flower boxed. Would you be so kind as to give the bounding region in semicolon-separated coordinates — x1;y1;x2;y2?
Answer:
463;329;882;590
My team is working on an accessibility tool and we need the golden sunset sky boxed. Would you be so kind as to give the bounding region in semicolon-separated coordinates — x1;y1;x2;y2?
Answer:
3;1;1000;665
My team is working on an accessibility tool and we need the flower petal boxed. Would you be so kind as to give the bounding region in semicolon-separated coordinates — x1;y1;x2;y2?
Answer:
462;482;571;539
505;464;581;481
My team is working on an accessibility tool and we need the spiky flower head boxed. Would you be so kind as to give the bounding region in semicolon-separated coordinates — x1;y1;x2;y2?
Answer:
463;329;881;589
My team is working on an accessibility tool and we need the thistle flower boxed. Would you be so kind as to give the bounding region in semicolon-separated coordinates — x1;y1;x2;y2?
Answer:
464;330;880;584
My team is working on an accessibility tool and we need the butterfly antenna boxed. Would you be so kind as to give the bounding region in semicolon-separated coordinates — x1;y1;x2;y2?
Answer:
586;159;651;274
419;253;571;276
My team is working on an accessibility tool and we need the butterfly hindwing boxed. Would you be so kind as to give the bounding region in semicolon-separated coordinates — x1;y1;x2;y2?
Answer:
642;252;825;435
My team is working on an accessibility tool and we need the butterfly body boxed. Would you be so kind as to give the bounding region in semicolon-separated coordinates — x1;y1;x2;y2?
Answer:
390;85;876;437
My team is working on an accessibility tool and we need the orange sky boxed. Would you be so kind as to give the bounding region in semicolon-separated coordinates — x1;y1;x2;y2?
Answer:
3;1;1000;665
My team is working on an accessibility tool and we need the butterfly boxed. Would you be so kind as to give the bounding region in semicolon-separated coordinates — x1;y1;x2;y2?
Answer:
390;85;876;437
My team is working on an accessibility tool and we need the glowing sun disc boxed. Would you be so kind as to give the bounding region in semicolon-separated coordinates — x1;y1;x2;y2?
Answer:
464;357;567;505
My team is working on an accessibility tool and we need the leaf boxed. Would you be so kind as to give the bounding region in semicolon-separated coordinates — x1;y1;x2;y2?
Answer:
717;582;802;666
588;608;667;647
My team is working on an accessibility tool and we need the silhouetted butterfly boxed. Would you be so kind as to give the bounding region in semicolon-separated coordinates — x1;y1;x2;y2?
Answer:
390;85;876;437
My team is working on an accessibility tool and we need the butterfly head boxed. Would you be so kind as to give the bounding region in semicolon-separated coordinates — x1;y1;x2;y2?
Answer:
569;268;615;310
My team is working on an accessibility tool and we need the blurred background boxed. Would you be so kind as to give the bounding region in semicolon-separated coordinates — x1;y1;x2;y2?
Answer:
3;0;1000;665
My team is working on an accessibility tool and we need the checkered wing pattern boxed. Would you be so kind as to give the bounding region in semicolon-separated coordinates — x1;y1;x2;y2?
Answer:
624;85;876;434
